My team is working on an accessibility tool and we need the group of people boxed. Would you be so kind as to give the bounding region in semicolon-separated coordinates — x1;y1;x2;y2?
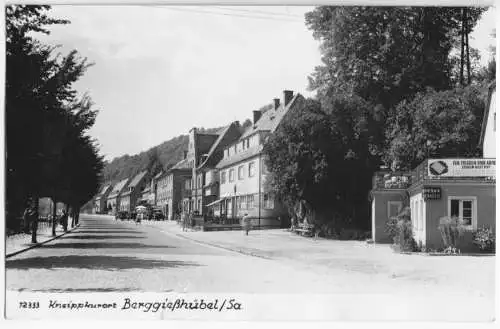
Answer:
22;203;70;233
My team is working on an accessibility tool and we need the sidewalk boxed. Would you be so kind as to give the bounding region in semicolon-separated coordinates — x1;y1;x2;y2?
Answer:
139;219;495;297
6;223;74;257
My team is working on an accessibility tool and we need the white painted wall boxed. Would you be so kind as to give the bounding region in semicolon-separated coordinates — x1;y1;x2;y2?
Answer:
483;89;496;158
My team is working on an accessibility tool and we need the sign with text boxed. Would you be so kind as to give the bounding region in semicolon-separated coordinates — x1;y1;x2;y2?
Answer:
427;158;496;178
423;186;441;201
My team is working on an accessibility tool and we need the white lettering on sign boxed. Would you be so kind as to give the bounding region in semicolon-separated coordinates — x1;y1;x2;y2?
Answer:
428;158;496;178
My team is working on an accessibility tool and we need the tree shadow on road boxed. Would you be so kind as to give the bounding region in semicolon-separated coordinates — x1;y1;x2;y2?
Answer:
39;242;177;249
74;230;143;234
62;235;145;240
21;287;149;292
6;255;201;270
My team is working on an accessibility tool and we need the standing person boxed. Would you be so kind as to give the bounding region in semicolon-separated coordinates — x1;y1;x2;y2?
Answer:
241;213;251;236
182;212;187;232
60;209;68;232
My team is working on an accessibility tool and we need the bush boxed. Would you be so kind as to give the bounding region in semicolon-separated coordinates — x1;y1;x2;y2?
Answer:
385;206;417;252
392;218;418;252
438;216;466;254
473;226;496;253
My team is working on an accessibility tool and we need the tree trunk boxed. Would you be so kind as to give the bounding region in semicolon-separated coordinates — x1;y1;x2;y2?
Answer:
52;197;57;236
71;206;76;228
75;207;80;225
460;8;466;86
31;197;39;244
465;9;471;85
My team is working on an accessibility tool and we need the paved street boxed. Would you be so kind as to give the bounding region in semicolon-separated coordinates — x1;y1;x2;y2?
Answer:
6;214;495;320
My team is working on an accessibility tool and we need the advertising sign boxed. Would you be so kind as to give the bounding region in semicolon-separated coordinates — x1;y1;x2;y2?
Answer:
427;158;496;178
423;186;441;201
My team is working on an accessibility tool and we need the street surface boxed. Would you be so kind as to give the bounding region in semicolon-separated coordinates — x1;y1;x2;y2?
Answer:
5;215;495;321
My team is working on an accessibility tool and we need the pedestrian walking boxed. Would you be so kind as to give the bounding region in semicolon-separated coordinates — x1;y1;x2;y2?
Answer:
241;213;252;236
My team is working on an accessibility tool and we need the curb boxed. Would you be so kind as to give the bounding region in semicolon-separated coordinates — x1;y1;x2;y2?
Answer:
157;227;274;260
6;224;81;259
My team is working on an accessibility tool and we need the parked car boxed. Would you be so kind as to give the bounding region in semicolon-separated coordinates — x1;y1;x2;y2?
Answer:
115;211;127;220
151;209;165;221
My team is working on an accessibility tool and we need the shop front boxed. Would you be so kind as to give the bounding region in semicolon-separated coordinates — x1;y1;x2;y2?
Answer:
371;158;496;251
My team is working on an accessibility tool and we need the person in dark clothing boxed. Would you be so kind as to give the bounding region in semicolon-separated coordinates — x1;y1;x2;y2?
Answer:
60;209;68;232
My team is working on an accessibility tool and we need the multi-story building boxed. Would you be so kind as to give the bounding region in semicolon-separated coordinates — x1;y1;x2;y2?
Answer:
182;128;221;216
139;184;151;205
196;121;242;216
155;171;168;215
106;178;129;215
163;158;192;220
214;90;306;227
119;171;148;214
94;184;112;214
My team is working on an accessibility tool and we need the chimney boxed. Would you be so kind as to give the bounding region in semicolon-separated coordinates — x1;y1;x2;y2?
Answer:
283;90;294;106
273;98;280;110
253;110;262;124
183;150;188;159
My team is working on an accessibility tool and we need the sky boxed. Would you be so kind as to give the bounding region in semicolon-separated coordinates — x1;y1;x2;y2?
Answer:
38;5;497;161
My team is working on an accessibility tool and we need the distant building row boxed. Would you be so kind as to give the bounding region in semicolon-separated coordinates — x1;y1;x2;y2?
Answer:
94;90;306;227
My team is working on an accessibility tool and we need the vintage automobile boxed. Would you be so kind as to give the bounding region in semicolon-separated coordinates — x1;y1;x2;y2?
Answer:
150;208;165;220
115;211;128;220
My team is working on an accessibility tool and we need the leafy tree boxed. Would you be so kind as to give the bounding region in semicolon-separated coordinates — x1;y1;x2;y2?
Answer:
385;85;486;170
264;96;380;229
305;6;486;110
6;5;103;240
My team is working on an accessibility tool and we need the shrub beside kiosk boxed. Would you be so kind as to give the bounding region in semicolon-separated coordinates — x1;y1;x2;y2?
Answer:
371;158;496;252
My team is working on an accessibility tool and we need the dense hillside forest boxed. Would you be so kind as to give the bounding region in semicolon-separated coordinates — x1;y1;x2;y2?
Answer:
102;127;224;184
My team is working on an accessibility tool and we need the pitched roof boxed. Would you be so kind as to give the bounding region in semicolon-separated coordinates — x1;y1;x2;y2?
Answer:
239;93;302;140
170;158;191;170
95;184;112;198
108;178;129;199
197;122;241;170
216;93;304;169
128;170;147;188
479;82;496;148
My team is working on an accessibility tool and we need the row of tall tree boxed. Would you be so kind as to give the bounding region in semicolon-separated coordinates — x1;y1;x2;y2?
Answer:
264;6;495;230
6;5;104;242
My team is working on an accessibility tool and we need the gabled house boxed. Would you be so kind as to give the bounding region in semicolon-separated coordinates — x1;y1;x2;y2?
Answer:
106;178;129;215
197;121;242;216
119;171;148;214
213;90;306;228
94;184;112;214
161;158;192;220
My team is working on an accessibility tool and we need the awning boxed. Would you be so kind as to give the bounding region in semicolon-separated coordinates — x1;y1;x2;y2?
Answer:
206;198;227;207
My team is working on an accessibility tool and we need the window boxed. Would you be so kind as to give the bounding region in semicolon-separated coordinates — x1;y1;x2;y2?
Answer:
247;195;255;209
197;199;202;212
238;196;246;210
197;175;202;188
229;169;235;182
263;193;274;209
246;139;250;148
221;171;226;184
234;145;237;154
238;165;245;180
448;197;477;228
248;162;255;177
387;201;402;219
